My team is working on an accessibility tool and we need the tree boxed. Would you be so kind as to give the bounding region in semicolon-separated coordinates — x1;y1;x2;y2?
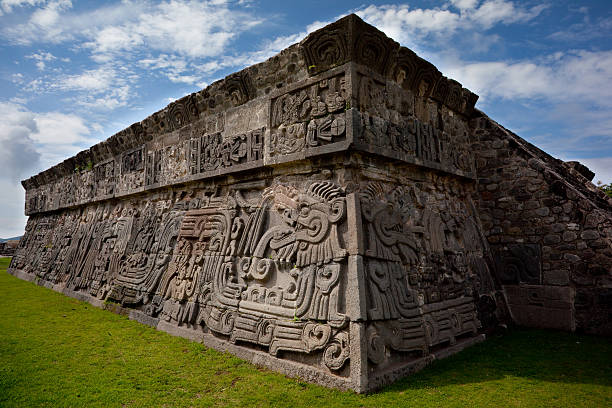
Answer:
596;181;612;198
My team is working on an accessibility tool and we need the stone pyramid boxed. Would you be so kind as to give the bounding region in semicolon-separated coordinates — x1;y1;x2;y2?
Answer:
10;14;612;392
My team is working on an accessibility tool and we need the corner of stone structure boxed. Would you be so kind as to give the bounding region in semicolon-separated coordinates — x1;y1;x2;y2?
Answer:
10;13;611;394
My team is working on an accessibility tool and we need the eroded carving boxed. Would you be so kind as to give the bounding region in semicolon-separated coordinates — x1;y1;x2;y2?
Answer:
355;72;474;175
190;129;263;175
270;75;347;157
493;244;541;285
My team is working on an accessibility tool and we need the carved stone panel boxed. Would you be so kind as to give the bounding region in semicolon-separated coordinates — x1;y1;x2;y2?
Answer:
154;181;352;373
94;159;115;197
357;179;485;374
493;244;542;285
122;146;144;174
269;73;348;160
353;71;475;177
189;129;264;176
145;150;162;186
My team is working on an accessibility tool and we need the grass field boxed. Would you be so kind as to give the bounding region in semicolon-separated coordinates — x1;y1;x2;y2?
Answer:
1;256;611;407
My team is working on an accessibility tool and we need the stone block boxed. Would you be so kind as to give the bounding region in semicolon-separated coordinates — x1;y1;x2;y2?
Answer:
562;231;577;242
544;234;562;244
502;284;573;330
543;269;570;286
581;230;600;240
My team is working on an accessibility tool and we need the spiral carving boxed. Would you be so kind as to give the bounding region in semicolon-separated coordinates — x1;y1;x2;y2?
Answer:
302;323;332;351
323;332;349;371
301;28;348;75
366;325;386;365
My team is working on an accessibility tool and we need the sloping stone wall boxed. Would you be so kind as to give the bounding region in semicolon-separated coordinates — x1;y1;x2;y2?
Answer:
471;115;612;335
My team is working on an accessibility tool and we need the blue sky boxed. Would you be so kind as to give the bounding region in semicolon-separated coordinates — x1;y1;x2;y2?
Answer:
0;0;611;237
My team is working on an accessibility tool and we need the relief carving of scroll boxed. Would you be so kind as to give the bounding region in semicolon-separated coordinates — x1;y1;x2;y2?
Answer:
108;204;183;307
360;183;420;320
356;74;474;175
270;75;347;157
387;47;441;98
11;214;57;275
386;47;478;115
167;93;200;131
422;297;479;347
116;146;146;192
145;150;162;186
224;72;255;107
366;318;426;365
122;147;144;174
150;181;351;371
493;244;541;285
360;182;482;365
352;21;397;76
300;21;349;76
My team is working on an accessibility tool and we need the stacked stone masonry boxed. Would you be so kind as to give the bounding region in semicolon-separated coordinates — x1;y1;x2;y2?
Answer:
8;15;611;392
471;117;612;335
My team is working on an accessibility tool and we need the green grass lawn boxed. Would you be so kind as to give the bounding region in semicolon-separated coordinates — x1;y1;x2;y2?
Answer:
1;256;611;408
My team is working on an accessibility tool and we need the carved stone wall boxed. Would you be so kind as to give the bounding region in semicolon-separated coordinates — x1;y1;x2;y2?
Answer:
8;14;608;393
471;115;612;335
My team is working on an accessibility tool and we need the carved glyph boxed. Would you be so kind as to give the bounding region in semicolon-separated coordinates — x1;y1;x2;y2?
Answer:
270;75;347;157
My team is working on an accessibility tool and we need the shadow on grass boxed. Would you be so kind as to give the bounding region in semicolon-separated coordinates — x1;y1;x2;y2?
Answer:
378;327;612;393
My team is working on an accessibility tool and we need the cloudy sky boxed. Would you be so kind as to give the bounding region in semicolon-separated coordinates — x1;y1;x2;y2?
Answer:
0;0;611;238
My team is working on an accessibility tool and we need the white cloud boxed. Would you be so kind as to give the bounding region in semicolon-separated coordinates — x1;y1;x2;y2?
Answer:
59;67;116;92
19;0;73;43
0;102;41;182
26;51;56;61
26;65;135;110
3;0;264;58
0;102;94;178
468;0;548;29
445;50;612;108
0;180;27;238
32;111;91;146
449;0;479;11
138;53;201;84
548;12;612;42
11;72;24;83
136;0;261;58
139;54;184;71
0;0;46;14
2;0;143;45
3;1;269;95
26;51;56;70
86;25;143;56
355;1;548;51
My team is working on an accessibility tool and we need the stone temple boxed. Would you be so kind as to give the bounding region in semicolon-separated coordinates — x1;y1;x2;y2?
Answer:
8;15;611;392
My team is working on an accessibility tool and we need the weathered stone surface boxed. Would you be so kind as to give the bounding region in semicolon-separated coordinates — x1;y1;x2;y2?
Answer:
471;113;612;336
8;14;612;393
